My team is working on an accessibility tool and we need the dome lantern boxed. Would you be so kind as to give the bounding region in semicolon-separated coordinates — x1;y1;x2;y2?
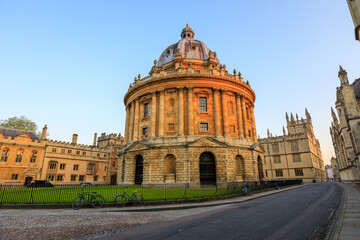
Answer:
181;24;195;39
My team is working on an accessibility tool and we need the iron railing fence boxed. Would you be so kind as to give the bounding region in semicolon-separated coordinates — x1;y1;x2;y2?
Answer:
0;180;302;205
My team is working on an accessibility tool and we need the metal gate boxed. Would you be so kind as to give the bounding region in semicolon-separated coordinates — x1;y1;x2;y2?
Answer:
199;152;216;185
135;155;143;185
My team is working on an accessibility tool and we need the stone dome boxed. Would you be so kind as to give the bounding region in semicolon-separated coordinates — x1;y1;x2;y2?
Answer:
158;24;220;67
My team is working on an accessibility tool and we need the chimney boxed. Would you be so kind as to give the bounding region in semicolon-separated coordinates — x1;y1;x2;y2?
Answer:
41;124;47;140
93;133;97;146
72;134;78;145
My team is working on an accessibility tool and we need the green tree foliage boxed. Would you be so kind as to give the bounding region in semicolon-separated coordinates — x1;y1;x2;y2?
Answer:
0;116;45;137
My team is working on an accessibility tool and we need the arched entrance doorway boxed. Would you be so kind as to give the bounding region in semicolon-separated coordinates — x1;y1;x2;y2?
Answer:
199;152;216;185
110;175;117;185
135;155;143;185
257;156;264;180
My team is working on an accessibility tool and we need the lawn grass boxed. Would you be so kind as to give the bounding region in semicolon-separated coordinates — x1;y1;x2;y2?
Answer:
0;185;242;205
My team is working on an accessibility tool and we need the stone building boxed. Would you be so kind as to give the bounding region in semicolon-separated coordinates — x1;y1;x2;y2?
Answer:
259;110;326;183
0;128;45;185
330;67;360;182
330;157;341;181
346;0;360;41
118;25;264;187
0;125;123;185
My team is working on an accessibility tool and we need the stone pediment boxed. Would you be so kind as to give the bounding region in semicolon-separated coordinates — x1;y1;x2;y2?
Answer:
124;142;150;152
187;137;228;147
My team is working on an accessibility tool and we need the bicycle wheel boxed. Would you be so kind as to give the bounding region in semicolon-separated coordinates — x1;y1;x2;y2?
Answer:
91;195;105;208
132;194;144;207
115;195;127;208
72;197;85;210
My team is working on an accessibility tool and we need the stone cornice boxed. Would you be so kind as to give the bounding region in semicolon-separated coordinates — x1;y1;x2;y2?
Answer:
124;74;256;105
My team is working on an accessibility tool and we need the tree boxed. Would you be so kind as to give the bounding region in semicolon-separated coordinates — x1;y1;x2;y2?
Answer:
0;116;45;137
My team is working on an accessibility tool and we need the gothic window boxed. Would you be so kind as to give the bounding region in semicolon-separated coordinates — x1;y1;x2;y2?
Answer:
275;169;283;177
87;163;95;172
59;163;65;170
71;175;77;181
199;97;207;112
11;174;18;180
52;148;56;153
295;168;303;176
292;154;301;162
56;175;63;181
49;162;57;170
15;149;23;163
76;150;80;155
291;141;299;151
94;175;98;182
30;151;37;163
272;143;279;153
47;175;55;181
1;148;9;162
67;150;72;154
246;107;250;120
273;155;281;164
73;164;79;171
79;175;85;181
144;103;149;117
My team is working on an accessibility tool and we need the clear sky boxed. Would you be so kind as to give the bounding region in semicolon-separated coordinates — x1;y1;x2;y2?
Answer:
1;1;359;165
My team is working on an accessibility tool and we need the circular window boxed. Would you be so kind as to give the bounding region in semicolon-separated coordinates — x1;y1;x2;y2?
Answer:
191;45;196;50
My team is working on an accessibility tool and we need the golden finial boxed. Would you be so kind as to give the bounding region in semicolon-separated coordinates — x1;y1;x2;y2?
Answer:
186;23;189;27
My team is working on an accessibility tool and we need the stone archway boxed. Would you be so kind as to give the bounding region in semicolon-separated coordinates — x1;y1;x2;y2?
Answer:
135;155;143;185
199;152;216;185
110;175;117;185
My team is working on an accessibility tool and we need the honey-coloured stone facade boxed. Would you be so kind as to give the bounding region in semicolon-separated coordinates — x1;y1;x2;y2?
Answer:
259;110;326;183
118;25;264;186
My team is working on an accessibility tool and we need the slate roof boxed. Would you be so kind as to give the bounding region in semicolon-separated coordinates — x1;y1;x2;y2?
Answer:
0;127;40;141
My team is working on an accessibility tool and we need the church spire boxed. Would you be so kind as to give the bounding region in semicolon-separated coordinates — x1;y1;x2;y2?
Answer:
338;65;349;86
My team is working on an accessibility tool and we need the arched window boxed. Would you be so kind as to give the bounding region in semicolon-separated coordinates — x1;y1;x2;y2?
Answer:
235;155;245;175
15;149;23;163
168;98;175;113
164;155;176;175
30;151;37;163
1;148;9;162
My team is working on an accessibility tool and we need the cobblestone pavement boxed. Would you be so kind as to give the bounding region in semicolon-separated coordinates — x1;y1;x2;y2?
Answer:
0;213;167;240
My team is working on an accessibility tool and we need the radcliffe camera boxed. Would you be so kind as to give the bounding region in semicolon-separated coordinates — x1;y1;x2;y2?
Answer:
0;1;359;240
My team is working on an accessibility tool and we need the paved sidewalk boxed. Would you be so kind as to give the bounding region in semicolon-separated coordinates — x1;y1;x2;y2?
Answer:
331;182;360;240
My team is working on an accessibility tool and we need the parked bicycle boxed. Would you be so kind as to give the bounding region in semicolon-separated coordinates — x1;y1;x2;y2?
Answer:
72;189;105;210
115;187;144;207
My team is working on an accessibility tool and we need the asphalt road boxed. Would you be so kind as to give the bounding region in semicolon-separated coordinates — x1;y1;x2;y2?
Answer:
104;183;341;240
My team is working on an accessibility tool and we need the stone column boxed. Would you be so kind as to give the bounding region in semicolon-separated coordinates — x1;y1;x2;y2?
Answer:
213;88;221;137
151;92;157;137
129;102;135;142
241;96;248;139
178;87;184;135
236;94;244;138
159;90;165;137
188;87;194;135
124;106;130;144
221;90;229;137
250;106;257;142
133;98;140;141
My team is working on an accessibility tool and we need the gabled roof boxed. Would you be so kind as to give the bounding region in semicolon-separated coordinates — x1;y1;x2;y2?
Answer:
0;127;40;141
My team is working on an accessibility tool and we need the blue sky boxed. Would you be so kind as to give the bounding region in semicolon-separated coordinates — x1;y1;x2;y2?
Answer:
1;1;359;164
